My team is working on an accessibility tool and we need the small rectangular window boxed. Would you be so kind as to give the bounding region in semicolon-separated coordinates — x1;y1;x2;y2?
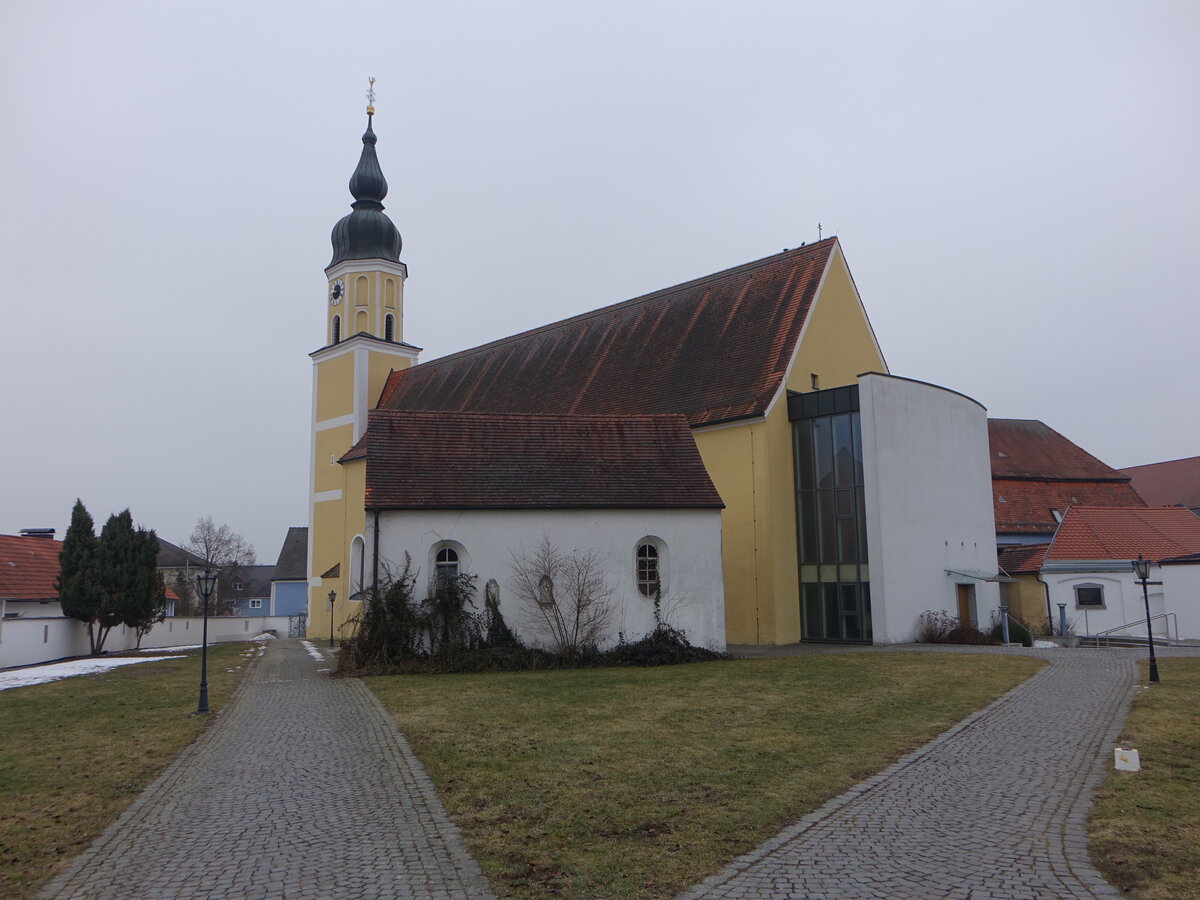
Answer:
1075;586;1104;607
249;599;263;609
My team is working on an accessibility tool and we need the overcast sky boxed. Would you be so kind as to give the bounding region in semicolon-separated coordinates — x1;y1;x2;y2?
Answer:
2;1;1197;558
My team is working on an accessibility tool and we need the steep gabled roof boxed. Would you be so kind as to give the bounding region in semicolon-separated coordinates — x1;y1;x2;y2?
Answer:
350;410;724;510
992;480;1146;535
156;538;207;569
989;419;1129;481
0;535;62;600
376;240;840;428
272;527;309;581
1045;507;1200;562
1122;455;1200;510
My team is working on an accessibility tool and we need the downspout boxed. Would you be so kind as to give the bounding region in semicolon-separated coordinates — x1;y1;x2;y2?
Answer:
372;509;381;596
1037;571;1052;634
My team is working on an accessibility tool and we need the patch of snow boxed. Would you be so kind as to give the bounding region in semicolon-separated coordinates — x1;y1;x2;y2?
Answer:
1033;640;1060;649
138;644;202;652
298;640;326;662
0;656;185;692
249;633;276;641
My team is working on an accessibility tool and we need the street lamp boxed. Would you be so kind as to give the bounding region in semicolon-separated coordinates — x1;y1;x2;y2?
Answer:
328;589;337;649
196;568;219;714
1131;554;1161;684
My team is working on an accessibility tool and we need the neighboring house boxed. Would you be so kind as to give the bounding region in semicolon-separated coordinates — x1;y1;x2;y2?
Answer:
156;538;210;616
996;543;1051;629
989;419;1145;546
1122;455;1200;516
224;565;276;617
1040;506;1200;640
0;531;64;619
306;111;1002;646
270;527;309;616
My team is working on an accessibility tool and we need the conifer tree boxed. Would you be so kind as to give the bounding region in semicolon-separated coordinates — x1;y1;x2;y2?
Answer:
57;499;102;654
126;527;167;649
94;510;140;653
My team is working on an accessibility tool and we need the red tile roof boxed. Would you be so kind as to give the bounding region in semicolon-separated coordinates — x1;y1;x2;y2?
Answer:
0;535;62;600
376;240;841;428
992;480;1146;534
1045;507;1200;562
348;410;725;510
1121;455;1200;510
989;419;1128;481
997;543;1049;575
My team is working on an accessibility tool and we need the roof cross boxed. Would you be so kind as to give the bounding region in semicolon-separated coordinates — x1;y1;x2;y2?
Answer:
366;76;376;115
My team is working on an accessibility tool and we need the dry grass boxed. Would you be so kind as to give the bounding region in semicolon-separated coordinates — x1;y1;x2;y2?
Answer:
368;651;1043;899
0;644;253;900
1091;658;1200;900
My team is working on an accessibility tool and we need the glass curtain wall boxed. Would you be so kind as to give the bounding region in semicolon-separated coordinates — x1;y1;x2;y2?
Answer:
791;387;871;642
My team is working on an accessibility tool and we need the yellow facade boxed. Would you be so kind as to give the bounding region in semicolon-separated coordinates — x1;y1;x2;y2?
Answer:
1002;574;1049;627
308;262;417;641
693;245;887;644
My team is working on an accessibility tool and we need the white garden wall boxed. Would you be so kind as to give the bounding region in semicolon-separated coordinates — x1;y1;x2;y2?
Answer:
0;615;295;670
858;374;1001;643
1043;562;1200;640
370;507;726;651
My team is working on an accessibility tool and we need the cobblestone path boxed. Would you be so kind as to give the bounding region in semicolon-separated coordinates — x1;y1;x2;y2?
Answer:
40;639;494;900
679;646;1162;900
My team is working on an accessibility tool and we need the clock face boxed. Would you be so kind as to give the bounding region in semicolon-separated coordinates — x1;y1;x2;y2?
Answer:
329;279;344;306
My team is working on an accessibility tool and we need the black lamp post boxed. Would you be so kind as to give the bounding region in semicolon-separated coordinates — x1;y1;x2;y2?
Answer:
196;568;218;714
1132;554;1161;684
328;589;337;649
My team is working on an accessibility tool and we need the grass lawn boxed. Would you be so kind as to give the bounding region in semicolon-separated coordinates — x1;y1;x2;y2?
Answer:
0;643;254;900
367;651;1043;899
1090;658;1200;900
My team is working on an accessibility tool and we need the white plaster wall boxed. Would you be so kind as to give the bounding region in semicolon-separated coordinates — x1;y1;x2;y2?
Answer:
1044;564;1200;639
0;615;296;669
372;508;726;650
858;374;1000;643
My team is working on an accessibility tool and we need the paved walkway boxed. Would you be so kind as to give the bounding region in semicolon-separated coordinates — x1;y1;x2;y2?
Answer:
40;638;493;900
679;644;1200;900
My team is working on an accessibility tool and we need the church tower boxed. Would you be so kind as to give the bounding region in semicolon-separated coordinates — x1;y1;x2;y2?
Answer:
308;96;419;639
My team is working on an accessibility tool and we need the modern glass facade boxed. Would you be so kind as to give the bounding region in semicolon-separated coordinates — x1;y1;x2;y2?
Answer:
789;386;872;642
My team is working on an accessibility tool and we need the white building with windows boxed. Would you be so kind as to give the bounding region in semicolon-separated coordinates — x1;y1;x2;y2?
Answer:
339;409;727;650
1040;506;1200;640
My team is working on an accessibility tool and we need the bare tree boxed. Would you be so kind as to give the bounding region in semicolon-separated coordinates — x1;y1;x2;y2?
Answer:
184;517;256;616
510;536;614;660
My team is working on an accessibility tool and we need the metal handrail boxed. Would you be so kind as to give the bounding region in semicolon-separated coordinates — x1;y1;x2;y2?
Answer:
1088;613;1178;648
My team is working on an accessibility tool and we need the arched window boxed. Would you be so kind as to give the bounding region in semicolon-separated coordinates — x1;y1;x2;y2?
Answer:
355;275;369;307
384;277;396;309
384;314;395;342
435;547;459;583
636;541;661;597
349;535;366;597
354;310;368;334
331;315;341;344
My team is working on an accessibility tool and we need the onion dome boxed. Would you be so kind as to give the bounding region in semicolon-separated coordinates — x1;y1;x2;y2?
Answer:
329;115;402;267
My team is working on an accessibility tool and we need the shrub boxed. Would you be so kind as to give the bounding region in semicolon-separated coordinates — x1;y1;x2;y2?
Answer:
990;618;1033;647
916;610;958;643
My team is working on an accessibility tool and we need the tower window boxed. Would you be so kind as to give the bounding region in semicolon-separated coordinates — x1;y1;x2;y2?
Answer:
385;314;395;342
332;315;341;344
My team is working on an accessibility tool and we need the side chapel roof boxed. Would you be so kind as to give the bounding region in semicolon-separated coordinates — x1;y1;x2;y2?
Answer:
1045;506;1200;562
376;239;841;428
345;410;725;511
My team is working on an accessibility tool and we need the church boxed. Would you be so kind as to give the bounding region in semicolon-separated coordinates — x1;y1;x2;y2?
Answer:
307;107;1002;648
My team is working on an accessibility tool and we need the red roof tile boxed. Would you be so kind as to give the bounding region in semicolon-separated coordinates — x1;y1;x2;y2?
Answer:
0;535;62;600
353;410;724;510
997;543;1049;575
1121;455;1200;510
993;480;1146;534
989;419;1128;481
376;240;840;428
1045;507;1200;562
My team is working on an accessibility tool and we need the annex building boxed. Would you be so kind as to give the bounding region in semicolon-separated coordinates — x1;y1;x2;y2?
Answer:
306;111;1001;647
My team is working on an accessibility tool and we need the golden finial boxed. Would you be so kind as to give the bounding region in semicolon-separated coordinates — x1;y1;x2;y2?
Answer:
366;76;377;116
